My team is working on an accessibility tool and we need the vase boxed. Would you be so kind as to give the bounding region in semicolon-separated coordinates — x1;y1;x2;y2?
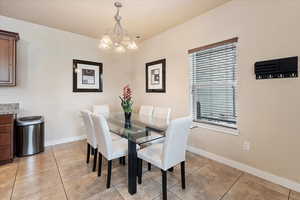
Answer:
124;112;132;128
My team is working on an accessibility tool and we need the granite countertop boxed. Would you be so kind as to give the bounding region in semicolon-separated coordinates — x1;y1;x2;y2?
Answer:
0;103;19;115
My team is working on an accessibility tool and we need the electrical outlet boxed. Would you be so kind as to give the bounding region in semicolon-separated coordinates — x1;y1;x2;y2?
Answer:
243;141;251;151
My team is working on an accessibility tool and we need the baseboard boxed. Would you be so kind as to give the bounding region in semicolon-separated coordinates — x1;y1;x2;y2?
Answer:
187;145;300;193
45;135;87;147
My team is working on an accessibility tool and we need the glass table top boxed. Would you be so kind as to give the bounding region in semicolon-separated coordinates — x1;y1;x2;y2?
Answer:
107;112;169;144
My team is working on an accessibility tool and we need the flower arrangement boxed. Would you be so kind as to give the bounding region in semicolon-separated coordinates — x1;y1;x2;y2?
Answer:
119;85;133;113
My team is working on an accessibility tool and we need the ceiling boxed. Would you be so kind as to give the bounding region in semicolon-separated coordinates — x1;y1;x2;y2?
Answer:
0;0;231;40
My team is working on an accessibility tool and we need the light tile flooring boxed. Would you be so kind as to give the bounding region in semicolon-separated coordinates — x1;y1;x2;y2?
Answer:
0;140;298;200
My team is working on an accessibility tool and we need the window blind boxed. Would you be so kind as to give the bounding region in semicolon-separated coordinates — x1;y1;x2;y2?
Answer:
189;38;238;128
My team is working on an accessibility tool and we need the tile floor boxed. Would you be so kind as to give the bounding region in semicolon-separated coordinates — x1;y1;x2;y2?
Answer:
0;140;298;200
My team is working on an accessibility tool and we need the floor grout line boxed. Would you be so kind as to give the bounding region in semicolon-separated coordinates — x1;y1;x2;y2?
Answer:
113;185;126;200
151;188;162;200
219;172;244;200
149;181;159;199
173;192;184;200
6;143;291;200
147;171;185;200
9;161;19;200
51;146;69;200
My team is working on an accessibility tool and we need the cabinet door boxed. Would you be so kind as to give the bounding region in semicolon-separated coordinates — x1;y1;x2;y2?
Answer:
0;35;15;86
0;115;14;164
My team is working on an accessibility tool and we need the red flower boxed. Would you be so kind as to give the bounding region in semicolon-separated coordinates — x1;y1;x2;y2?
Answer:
123;85;132;100
119;85;133;113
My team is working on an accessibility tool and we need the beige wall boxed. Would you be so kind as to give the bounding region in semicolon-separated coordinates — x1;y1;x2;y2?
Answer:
0;16;132;145
131;0;300;183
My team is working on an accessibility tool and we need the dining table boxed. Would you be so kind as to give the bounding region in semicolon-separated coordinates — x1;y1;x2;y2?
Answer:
106;112;169;195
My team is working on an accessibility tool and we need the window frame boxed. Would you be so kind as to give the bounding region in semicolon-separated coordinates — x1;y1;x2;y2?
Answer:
188;38;239;132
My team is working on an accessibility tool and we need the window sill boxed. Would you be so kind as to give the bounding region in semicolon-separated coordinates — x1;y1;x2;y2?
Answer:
191;122;239;136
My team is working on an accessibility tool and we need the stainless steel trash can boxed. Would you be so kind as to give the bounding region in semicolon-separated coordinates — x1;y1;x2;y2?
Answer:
16;116;44;157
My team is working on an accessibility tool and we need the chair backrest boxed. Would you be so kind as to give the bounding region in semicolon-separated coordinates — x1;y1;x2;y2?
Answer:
93;105;110;118
80;110;97;148
162;116;192;170
139;105;154;116
91;113;113;160
153;107;171;121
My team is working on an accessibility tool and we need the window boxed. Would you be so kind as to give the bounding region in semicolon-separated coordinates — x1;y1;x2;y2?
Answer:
189;38;238;129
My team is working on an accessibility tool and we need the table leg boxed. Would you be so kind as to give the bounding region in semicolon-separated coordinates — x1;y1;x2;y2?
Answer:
128;140;137;195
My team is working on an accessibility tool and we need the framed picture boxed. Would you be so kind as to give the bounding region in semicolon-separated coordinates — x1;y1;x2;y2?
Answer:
145;59;166;93
73;59;103;92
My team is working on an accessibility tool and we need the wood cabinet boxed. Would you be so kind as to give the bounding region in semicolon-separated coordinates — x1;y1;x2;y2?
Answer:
0;30;19;86
0;114;14;164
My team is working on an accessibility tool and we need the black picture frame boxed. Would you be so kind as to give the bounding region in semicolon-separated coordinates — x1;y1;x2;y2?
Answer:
145;59;166;93
73;59;103;92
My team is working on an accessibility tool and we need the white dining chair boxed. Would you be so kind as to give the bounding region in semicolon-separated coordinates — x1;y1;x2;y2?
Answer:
145;107;172;171
137;116;192;200
139;105;154;116
149;106;171;145
92;105;121;141
81;109;124;171
80;110;99;172
91;114;140;188
153;107;171;121
93;104;110;118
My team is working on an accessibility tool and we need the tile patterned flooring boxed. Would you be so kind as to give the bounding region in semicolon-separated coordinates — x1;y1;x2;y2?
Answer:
0;140;298;200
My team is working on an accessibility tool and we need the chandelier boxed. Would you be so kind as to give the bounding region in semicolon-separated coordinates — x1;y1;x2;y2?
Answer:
98;2;138;53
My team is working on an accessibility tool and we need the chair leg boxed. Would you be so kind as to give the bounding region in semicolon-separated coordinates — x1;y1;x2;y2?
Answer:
168;167;174;172
123;156;126;165
93;148;98;172
98;153;102;177
162;170;167;200
86;143;90;164
148;163;151;171
181;161;186;189
106;160;112;188
91;148;95;155
137;158;143;184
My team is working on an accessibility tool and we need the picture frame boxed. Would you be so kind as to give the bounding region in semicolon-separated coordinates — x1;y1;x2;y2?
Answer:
73;59;103;92
145;59;166;93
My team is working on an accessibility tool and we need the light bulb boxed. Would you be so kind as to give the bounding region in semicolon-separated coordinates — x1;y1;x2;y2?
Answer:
115;45;125;53
98;40;111;49
127;41;138;50
100;35;112;45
